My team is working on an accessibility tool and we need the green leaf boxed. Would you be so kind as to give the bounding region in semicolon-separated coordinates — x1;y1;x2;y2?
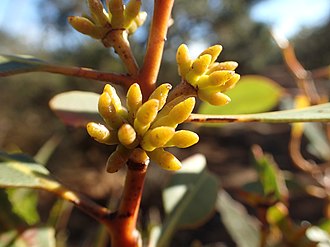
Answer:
217;190;260;247
189;102;330;123
0;151;73;197
7;188;40;225
0;227;56;247
199;75;283;115
254;154;281;199
0;54;46;76
0;152;53;188
0;190;27;231
49;91;102;127
156;154;219;246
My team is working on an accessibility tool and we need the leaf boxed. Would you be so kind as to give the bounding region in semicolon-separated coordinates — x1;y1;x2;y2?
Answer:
252;145;288;200
304;123;330;160
0;54;132;87
0;151;77;200
7;188;40;225
49;91;102;127
0;227;56;247
0;151;110;221
199;75;283;115
189;102;330;123
217;190;261;247
0;54;46;76
0;190;27;231
156;154;219;246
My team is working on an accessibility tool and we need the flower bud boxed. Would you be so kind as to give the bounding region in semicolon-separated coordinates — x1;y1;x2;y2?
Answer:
86;122;119;144
127;12;147;35
148;148;182;171
148;83;172;110
165;130;199;148
124;0;142;28
104;84;122;112
197;70;235;88
108;0;125;28
141;127;175;151
68;16;104;39
126;83;142;120
135;99;159;126
106;145;131;173
88;0;109;26
118;123;138;148
152;97;195;128
198;88;231;106
129;148;149;165
199;44;222;64
207;61;238;74
98;92;123;129
176;44;191;77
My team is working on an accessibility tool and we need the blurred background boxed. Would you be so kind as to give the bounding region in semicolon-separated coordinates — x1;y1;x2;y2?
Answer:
1;0;330;246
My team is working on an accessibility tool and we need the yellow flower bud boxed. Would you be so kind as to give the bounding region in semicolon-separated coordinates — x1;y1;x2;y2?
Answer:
126;83;142;120
124;0;142;28
148;148;182;171
129;148;149;165
148;83;172;110
191;54;212;75
152;97;195;128
222;73;241;91
167;97;195;123
133;120;150;137
118;123;138;148
106;144;131;173
207;61;238;74
141;127;175;151
185;55;212;86
197;70;235;88
165;130;199;148
104;84;122;112
86;122;119;145
135;99;159;126
198;45;222;64
134;98;159;135
198;88;231;106
176;44;191;77
98;92;123;129
127;12;147;35
108;0;125;28
88;0;109;26
68;16;104;39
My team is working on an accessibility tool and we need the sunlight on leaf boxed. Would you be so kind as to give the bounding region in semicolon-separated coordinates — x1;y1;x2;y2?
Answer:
0;54;46;76
189;102;330;123
49;91;101;127
7;188;40;225
217;190;260;247
0;227;55;247
199;75;284;115
156;154;219;246
0;152;80;204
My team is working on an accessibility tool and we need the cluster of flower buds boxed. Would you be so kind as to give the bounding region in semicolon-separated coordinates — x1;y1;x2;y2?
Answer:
176;44;240;106
87;83;199;172
68;0;147;44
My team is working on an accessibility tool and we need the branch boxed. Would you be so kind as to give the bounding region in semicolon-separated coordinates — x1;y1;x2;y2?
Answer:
106;159;148;247
138;0;174;99
43;64;134;89
272;32;321;104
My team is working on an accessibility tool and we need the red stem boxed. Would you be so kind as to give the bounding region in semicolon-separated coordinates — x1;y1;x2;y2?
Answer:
139;0;174;99
106;162;148;247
